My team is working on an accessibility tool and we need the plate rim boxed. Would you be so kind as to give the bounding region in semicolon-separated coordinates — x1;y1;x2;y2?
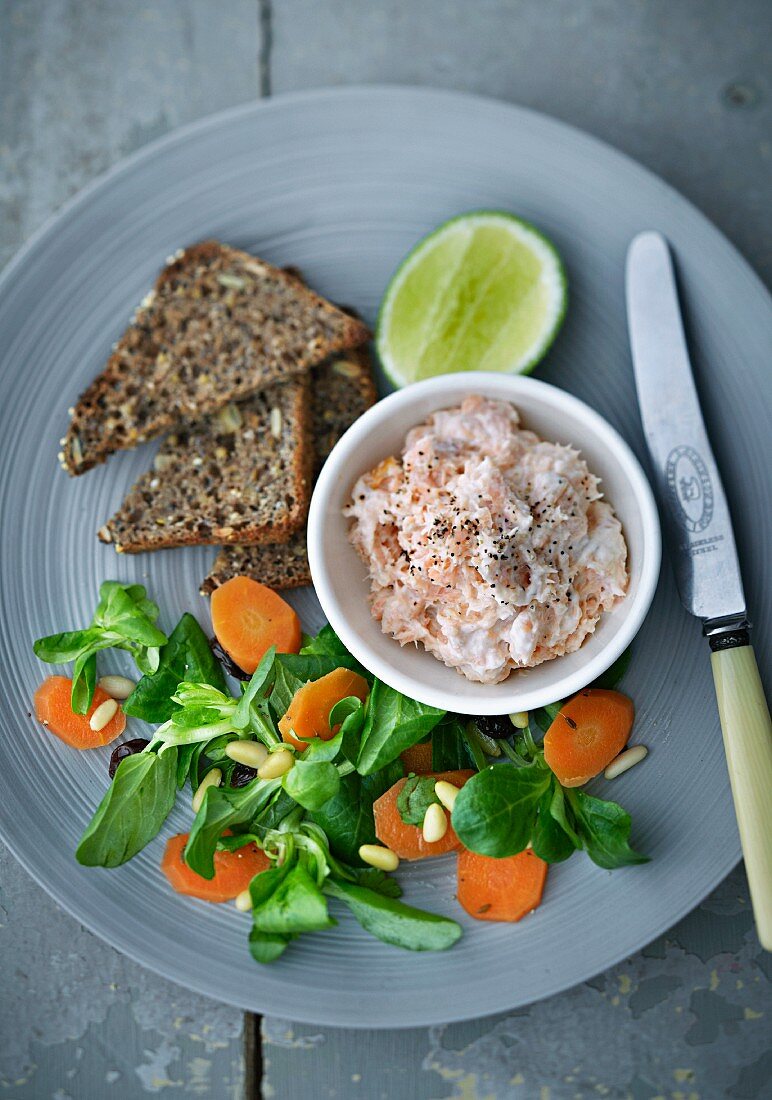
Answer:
1;83;765;1026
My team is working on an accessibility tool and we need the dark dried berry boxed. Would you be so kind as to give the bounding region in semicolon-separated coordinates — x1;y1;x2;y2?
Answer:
209;636;249;680
473;715;513;740
109;738;150;778
229;763;258;788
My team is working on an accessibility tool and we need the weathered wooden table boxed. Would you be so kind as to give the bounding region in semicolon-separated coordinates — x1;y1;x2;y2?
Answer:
1;3;770;1097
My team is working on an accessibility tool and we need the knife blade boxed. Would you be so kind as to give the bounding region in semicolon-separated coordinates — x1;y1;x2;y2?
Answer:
626;230;772;952
625;230;746;632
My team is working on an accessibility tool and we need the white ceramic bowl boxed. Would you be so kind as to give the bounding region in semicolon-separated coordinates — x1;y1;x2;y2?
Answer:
308;373;661;715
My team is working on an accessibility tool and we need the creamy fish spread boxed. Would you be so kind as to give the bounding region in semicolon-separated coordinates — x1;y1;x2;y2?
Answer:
345;395;628;684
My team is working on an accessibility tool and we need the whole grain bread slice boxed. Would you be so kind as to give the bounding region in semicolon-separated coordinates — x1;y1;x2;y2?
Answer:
62;241;369;475
200;347;376;593
202;533;312;593
98;376;312;553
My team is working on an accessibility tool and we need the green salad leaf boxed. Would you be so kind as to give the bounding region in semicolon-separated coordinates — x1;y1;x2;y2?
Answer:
397;774;441;826
300;625;370;677
71;649;98;715
283;759;341;811
325;879;462;952
357;679;445;775
34;581;167;713
92;582;165;648
568;790;649;870
347;866;403;898
530;782;576;863
32;629;100;663
124;613;226;722
301;700;365;765
184;777;280;878
239;818;461;960
233;646;278;730
76;749;177;867
431;715;474;771
310;760;403;864
451;763;551;858
249;928;294;964
253;863;336;935
149;682;240;751
268;660;306;721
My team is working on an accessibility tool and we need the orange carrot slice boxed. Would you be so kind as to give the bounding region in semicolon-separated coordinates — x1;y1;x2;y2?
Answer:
33;676;126;749
279;667;370;751
373;770;474;860
161;833;270;902
456;848;548;921
211;576;301;674
543;688;634;787
399;741;434;775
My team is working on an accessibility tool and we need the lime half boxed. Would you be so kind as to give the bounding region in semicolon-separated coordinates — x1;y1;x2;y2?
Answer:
377;211;566;387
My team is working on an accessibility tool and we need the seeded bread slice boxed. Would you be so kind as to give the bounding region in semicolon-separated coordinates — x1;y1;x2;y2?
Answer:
200;347;377;593
98;377;312;553
62;241;370;475
202;534;313;593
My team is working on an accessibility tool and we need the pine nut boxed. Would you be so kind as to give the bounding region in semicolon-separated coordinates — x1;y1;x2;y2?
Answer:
435;780;460;812
89;698;119;732
359;844;399;872
604;744;648;780
192;767;222;813
422;802;448;844
509;711;529;729
234;888;253;912
97;675;137;700
225;741;268;769
257;748;294;780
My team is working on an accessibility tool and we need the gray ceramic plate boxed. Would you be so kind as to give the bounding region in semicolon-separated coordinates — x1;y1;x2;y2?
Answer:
0;88;769;1028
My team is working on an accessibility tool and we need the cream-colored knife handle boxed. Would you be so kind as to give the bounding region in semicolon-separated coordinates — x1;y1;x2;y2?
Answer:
711;645;772;951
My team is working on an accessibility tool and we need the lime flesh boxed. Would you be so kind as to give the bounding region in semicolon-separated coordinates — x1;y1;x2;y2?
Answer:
377;212;566;387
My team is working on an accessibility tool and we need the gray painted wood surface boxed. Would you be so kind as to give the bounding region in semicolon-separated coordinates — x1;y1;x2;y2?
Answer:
0;3;258;1096
1;2;770;1098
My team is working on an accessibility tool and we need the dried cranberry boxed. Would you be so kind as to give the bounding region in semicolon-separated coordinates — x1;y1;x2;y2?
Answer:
474;715;514;740
229;763;257;788
209;636;249;680
109;738;150;778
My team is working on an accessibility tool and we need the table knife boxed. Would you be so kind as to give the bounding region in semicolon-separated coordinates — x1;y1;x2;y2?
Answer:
626;230;772;950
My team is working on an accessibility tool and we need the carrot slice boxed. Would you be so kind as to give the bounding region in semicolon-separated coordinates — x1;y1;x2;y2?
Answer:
279;667;370;751
210;576;301;674
161;833;270;902
373;770;474;860
33;676;126;749
543;688;634;787
399;741;433;774
456;848;548;921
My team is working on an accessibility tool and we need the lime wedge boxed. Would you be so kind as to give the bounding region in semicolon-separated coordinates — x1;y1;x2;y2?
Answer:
377;211;567;386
